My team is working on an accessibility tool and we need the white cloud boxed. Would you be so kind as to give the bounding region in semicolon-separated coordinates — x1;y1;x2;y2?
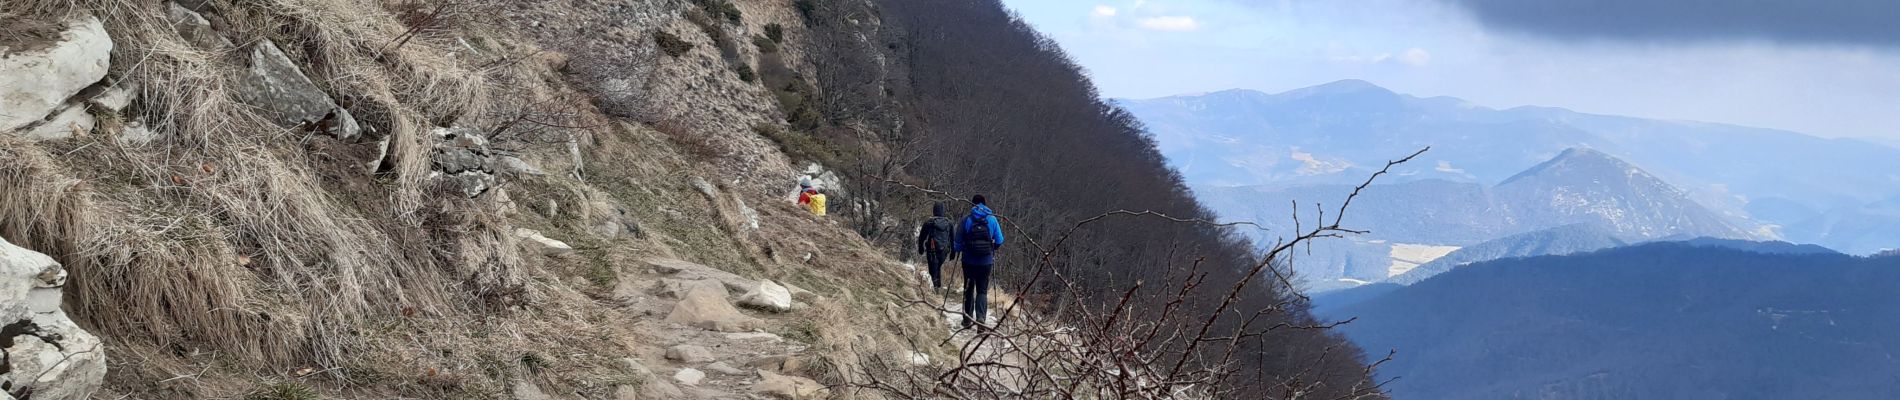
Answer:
1399;47;1432;66
1136;16;1200;32
1092;5;1118;17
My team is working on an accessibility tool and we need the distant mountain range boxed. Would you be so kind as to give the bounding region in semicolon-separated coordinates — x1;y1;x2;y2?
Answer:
1322;242;1899;399
1198;148;1756;287
1117;80;1900;254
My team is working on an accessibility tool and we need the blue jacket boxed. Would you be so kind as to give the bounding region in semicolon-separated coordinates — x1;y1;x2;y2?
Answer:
955;204;1005;265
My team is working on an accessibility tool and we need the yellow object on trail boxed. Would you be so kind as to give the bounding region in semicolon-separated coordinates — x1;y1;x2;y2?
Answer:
809;193;828;216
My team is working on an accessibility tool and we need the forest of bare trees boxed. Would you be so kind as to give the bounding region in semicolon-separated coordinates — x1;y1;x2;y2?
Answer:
780;0;1393;397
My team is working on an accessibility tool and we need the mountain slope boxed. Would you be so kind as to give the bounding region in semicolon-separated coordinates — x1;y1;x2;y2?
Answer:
1334;243;1900;399
1494;148;1755;240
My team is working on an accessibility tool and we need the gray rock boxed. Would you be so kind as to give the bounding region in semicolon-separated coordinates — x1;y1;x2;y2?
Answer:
1;237;107;399
706;361;747;376
429;127;496;197
232;40;360;139
167;2;232;49
664;344;715;363
1;16;111;134
735;280;792;312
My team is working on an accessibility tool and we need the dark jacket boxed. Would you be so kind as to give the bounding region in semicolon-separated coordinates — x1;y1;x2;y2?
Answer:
917;203;956;255
955;204;1006;265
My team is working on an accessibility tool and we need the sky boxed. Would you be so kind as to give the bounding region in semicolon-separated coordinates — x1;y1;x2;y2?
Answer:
998;0;1900;142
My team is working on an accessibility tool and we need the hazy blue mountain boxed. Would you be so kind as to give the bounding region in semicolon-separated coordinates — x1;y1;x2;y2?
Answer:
1780;197;1900;255
1201;149;1753;287
1118;80;1900;254
1331;243;1900;400
1492;148;1756;240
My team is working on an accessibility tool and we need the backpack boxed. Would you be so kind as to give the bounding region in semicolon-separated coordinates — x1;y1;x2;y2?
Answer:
963;214;996;254
924;217;953;251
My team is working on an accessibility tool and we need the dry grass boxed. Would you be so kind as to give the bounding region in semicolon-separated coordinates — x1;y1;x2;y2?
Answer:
0;0;938;398
3;0;578;392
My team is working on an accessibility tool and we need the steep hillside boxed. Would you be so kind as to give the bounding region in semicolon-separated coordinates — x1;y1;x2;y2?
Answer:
0;0;950;398
0;0;1386;398
1333;243;1900;399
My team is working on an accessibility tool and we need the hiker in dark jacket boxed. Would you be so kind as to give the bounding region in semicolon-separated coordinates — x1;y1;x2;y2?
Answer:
916;202;957;291
954;195;1005;330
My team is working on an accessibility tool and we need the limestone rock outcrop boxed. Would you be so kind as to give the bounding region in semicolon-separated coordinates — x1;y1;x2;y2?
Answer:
0;237;106;399
1;16;111;140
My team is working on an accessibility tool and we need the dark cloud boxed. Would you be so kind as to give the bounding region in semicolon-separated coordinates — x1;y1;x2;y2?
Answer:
1437;0;1900;47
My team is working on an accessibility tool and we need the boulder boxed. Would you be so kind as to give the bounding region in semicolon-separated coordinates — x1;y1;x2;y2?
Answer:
513;228;573;255
664;344;715;363
0;237;106;399
672;368;705;386
231;40;360;139
664;285;759;332
735;280;792;312
1;16;111;133
752;370;826;399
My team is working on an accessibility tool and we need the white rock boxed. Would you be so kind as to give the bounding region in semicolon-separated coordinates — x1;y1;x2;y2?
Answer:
907;351;931;366
673;368;706;386
87;82;137;112
0;237;107;399
513;228;573;255
498;155;545;176
1;16;111;132
736;280;793;312
17;105;93;141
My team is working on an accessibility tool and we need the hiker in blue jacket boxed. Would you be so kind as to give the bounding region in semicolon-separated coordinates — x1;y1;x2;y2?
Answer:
955;195;1005;330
